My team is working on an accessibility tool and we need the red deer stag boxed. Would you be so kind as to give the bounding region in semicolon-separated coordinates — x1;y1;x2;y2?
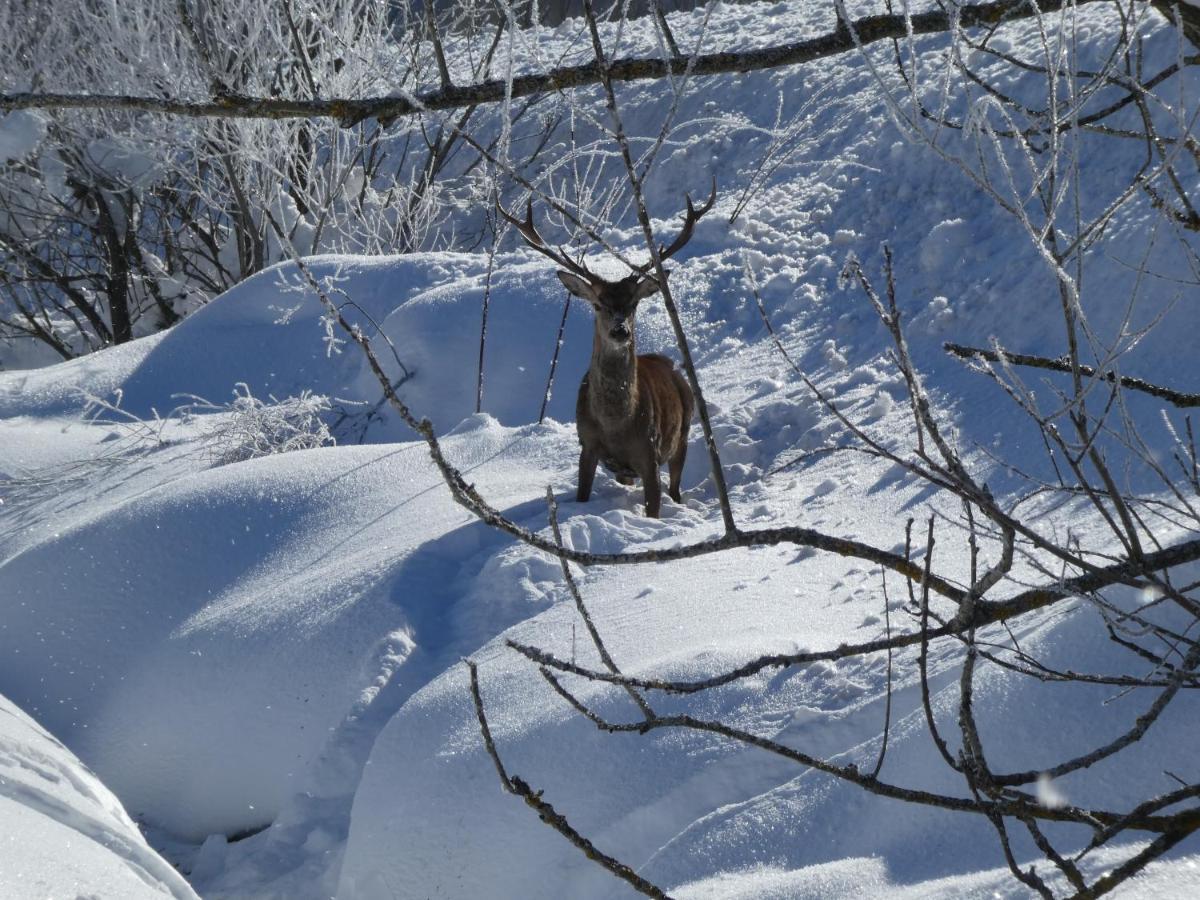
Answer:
501;187;715;517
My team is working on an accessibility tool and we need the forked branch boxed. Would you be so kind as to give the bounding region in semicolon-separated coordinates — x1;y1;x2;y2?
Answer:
466;660;673;899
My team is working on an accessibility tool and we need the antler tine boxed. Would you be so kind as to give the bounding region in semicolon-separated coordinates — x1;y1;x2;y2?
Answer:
659;177;717;263
635;178;718;273
498;198;596;281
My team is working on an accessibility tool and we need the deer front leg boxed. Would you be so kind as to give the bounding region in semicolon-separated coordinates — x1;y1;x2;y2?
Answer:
641;469;662;518
636;449;662;518
577;446;599;503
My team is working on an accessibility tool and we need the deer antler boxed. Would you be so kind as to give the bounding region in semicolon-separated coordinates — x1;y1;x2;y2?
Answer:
498;200;597;282
635;178;717;273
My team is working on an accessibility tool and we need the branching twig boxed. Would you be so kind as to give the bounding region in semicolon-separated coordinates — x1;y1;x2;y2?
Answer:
465;660;673;899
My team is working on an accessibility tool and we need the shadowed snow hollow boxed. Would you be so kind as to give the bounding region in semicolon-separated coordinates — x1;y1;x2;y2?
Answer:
0;692;197;899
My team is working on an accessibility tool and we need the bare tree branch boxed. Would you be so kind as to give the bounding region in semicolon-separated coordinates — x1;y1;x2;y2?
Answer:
945;341;1200;408
503;532;1200;696
0;0;1115;124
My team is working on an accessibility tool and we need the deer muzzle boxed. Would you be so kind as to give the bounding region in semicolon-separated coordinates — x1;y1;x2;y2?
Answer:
609;318;631;343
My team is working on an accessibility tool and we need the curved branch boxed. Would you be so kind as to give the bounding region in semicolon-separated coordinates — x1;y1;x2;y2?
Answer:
528;668;1193;835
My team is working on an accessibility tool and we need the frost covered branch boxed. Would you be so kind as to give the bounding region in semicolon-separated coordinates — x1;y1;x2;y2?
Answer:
0;0;1121;124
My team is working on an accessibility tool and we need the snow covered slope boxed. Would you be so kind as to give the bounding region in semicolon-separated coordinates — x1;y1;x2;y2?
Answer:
2;1;1200;898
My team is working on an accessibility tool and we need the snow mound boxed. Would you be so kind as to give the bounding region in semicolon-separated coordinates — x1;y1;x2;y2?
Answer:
0;253;599;436
0;691;197;899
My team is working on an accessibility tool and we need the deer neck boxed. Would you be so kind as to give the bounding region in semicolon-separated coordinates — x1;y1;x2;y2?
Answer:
588;326;638;423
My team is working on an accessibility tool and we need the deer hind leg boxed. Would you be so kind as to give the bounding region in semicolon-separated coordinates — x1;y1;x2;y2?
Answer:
668;368;695;506
577;446;599;503
667;439;687;505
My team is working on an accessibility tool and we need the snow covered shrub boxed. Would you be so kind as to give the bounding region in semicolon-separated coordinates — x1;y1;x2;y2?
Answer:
198;383;335;466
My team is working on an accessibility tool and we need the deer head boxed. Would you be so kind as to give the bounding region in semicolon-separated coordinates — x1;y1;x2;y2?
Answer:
555;271;663;346
499;183;715;349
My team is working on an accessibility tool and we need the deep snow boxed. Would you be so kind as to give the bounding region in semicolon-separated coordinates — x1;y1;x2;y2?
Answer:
3;1;1200;898
0;690;197;899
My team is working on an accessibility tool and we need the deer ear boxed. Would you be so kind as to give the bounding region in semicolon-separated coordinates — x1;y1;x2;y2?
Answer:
632;269;670;301
557;270;599;303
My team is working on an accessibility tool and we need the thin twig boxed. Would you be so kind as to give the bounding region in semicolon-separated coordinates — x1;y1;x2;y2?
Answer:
465;660;673;899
